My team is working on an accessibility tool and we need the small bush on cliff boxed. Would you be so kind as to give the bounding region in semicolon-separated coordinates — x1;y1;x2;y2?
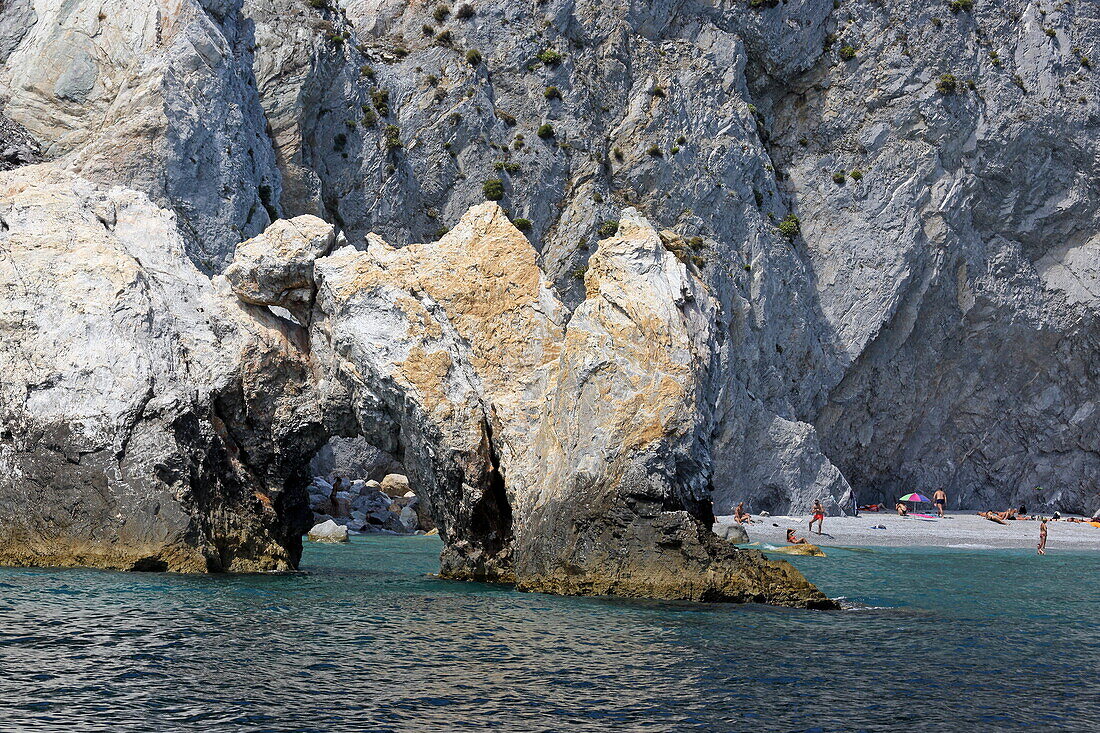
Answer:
383;124;402;150
371;88;390;116
777;214;801;239
839;45;857;61
455;4;475;19
544;85;562;100
937;73;958;94
465;49;482;65
482;179;505;200
537;48;564;66
948;0;973;11
512;218;532;231
832;171;846;184
433;4;450;22
850;169;863;181
597;220;619;238
537;123;555;138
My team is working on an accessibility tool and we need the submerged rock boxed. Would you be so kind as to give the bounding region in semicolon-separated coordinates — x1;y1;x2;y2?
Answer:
766;544;826;558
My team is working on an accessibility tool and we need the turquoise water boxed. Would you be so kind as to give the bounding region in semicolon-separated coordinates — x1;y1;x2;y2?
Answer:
1;537;1098;732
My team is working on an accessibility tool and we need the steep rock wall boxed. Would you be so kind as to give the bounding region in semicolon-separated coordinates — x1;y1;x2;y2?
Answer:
0;166;323;570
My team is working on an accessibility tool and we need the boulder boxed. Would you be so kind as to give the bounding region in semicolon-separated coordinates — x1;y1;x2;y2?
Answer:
224;216;336;324
714;523;750;543
380;474;411;498
399;505;419;531
307;520;349;543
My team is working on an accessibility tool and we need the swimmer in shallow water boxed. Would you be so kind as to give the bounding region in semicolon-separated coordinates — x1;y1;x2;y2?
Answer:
786;528;809;545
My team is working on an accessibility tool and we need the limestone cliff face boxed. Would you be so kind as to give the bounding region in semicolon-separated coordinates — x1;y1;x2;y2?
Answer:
0;0;1098;559
0;166;323;571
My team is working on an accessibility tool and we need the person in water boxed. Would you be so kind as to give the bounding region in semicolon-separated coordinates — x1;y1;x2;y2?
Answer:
933;488;947;517
1038;518;1048;555
735;502;752;524
809;499;825;534
786;528;808;545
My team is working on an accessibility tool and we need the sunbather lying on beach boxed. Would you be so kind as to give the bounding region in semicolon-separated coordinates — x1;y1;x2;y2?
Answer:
859;504;884;512
786;529;809;545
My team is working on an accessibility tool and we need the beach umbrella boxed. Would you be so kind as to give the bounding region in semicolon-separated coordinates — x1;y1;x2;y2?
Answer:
898;492;931;515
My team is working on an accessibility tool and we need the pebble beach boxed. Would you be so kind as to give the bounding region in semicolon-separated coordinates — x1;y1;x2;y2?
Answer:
718;511;1100;552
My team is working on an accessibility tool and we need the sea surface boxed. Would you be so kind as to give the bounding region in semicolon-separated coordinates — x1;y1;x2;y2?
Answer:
1;537;1097;732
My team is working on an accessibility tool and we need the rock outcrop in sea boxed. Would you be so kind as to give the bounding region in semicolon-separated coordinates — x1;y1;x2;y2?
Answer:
1;0;1098;602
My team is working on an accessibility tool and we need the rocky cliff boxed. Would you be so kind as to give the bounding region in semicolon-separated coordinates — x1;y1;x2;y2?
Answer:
0;0;1098;595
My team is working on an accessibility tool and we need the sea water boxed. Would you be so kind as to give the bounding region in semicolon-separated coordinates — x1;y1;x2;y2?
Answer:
1;536;1097;732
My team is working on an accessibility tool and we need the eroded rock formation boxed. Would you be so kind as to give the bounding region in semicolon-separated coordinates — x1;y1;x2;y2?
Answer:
0;169;832;606
0;166;323;571
230;201;834;606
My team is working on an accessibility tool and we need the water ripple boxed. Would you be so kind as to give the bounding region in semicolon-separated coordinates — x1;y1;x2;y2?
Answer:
1;538;1098;731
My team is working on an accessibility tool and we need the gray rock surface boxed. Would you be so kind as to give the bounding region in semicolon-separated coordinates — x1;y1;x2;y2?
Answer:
715;523;750;544
308;436;402;482
1;0;1098;600
0;165;323;571
0;115;39;171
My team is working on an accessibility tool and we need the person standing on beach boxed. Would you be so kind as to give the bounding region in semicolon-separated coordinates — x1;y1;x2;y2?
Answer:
809;499;825;534
1037;519;1048;555
933;488;947;517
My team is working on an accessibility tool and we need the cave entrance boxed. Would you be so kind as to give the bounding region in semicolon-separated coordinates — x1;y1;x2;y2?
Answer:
304;436;434;536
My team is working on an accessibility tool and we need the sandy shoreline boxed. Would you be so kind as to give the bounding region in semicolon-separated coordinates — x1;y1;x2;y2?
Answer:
716;511;1100;552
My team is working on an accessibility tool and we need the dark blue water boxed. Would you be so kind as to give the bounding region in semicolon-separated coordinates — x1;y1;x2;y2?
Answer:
1;537;1097;732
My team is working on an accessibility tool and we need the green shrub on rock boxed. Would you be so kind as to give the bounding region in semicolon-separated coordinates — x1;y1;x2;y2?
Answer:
777;214;801;239
537;48;564;66
483;178;505;200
